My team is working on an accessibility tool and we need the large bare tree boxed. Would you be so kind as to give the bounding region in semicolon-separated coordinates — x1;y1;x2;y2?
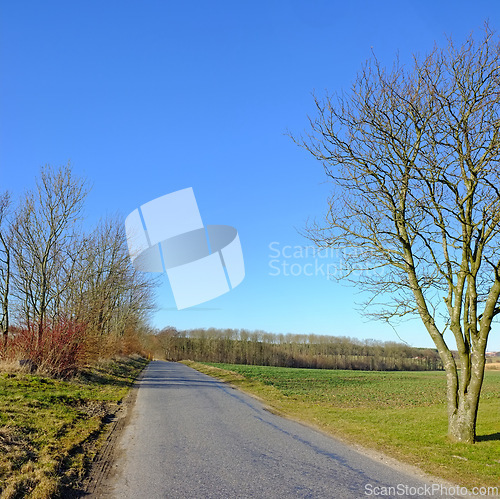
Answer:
10;164;88;342
294;27;500;443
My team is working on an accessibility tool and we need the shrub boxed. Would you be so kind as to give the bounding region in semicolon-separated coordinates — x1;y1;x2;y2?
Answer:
10;319;87;377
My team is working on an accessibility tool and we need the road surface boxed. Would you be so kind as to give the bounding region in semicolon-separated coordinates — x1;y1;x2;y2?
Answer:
99;361;455;498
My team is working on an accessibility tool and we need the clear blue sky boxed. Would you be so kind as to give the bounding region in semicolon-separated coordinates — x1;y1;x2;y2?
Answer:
1;1;499;350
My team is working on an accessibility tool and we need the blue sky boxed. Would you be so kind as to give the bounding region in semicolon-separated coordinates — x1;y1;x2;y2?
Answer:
1;1;500;350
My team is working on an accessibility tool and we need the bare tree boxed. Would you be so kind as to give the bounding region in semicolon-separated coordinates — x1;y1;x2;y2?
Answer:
293;26;500;442
70;216;157;341
2;164;157;369
10;164;88;342
0;191;11;350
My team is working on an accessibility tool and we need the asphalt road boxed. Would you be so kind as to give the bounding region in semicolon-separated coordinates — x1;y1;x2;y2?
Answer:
103;361;455;498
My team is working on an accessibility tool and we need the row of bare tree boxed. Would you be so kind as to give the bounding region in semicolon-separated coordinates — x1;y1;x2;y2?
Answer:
149;327;442;371
0;164;156;370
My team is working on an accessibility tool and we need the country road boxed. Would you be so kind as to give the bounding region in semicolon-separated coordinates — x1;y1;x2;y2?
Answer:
95;361;455;498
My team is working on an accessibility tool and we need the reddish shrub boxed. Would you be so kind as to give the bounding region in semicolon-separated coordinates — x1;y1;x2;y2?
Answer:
10;319;87;377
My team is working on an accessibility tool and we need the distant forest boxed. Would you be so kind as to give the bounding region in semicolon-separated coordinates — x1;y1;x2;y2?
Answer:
149;327;443;371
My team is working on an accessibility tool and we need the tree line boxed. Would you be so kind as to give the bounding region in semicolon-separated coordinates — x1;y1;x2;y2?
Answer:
0;164;156;374
149;327;443;371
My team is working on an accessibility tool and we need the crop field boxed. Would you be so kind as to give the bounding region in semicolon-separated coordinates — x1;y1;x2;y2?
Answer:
211;364;451;408
185;361;500;489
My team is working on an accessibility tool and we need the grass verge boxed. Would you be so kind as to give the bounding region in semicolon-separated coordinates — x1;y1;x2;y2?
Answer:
0;355;149;498
182;361;500;490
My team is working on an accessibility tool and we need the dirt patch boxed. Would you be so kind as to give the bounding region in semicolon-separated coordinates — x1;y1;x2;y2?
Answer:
76;367;145;498
485;362;500;370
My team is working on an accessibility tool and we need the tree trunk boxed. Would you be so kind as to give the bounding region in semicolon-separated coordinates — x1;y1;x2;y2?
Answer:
0;236;9;353
1;300;7;351
446;353;485;443
447;392;479;443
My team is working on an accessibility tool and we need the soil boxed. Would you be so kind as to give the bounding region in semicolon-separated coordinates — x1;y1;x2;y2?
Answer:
76;368;144;498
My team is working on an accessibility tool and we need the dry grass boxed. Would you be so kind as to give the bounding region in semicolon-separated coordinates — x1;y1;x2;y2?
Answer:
0;356;148;498
0;360;25;374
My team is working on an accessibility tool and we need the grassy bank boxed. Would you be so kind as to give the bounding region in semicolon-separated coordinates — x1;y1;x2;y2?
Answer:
183;361;500;489
0;355;148;498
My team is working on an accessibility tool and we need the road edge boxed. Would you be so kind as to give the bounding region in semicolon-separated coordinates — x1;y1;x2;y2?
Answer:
79;360;151;497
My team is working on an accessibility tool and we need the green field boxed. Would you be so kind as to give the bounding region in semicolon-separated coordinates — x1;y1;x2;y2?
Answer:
0;356;148;498
185;361;500;489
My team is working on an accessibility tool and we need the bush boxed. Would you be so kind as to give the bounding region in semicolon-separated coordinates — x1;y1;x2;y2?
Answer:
9;319;87;377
